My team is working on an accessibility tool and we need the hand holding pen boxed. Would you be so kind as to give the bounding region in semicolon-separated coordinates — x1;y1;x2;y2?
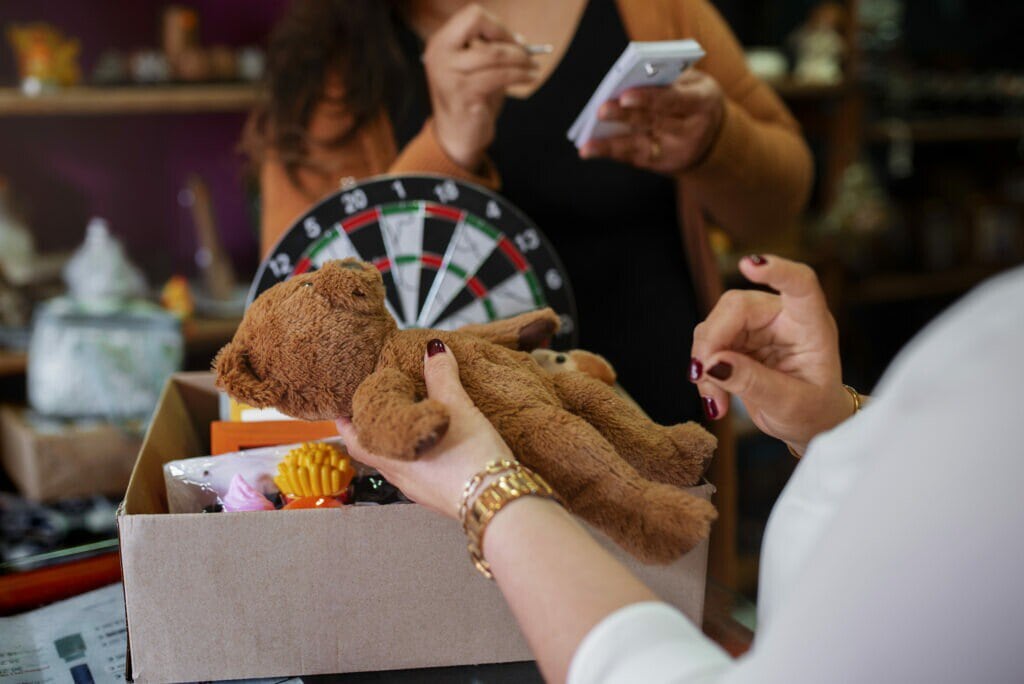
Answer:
422;4;546;172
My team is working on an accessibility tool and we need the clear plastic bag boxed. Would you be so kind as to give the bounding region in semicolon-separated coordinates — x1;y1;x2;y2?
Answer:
163;439;405;514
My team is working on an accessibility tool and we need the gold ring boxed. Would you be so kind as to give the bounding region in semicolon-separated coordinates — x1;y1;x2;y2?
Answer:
649;137;661;161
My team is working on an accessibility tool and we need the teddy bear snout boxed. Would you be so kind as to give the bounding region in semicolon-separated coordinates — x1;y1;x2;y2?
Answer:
314;260;383;309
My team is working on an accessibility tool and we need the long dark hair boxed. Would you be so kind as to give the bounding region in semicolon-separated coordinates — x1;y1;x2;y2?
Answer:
243;0;407;182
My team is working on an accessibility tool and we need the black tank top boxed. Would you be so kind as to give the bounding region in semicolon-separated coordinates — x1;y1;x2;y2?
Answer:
391;1;701;425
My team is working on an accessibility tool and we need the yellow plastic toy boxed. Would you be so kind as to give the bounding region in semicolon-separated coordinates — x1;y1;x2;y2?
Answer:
274;442;355;499
6;23;81;91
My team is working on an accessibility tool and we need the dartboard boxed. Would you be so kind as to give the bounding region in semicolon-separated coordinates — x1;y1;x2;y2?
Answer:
250;175;578;348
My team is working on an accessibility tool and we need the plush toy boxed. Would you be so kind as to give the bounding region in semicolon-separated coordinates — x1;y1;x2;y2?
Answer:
530;348;617;386
215;259;716;562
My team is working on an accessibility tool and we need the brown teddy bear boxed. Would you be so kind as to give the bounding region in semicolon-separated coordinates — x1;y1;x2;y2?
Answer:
215;259;716;563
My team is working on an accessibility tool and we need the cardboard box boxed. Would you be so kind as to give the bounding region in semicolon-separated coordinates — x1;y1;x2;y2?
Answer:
1;406;143;501
119;373;712;683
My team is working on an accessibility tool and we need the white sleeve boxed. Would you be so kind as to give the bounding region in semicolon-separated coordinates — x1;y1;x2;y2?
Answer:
567;602;733;684
569;268;1024;684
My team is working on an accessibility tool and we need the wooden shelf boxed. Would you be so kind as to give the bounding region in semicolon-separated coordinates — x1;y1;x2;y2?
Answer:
770;78;850;100
845;265;1005;304
0;84;259;116
0;351;27;377
868;117;1024;143
0;317;235;380
183;315;240;349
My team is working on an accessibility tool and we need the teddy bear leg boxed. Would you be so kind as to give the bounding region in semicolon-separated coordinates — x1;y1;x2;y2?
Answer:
351;368;450;461
551;372;715;488
497;406;716;563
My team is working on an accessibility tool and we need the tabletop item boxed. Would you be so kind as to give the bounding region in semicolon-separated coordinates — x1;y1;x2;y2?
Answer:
0;407;144;502
236;46;266;81
247;175;579;349
789;2;846;85
27;218;181;418
64;218;148;306
350;473;405;505
282;495;344;510
162;438;375;514
6;23;81;94
221;474;275;512
0;493;118;570
27;298;182;418
160;275;195;318
273;441;355;500
567;40;705;147
186;174;238;302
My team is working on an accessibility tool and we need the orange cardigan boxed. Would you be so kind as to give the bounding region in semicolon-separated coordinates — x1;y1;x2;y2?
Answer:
259;0;813;313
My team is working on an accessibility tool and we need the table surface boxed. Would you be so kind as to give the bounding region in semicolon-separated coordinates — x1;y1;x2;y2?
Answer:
3;547;754;679
305;582;753;682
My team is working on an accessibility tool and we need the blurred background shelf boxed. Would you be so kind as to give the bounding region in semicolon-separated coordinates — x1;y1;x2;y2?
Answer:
844;265;1005;304
0;84;259;116
0;351;27;377
868;117;1024;143
771;78;852;100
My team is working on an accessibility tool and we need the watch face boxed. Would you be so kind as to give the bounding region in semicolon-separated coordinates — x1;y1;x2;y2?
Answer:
251;175;579;348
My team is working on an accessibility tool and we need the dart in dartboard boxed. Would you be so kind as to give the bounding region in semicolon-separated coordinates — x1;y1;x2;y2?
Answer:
250;175;579;349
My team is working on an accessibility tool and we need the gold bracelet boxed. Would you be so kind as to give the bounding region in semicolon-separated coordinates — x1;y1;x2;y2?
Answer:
463;465;557;580
457;458;519;531
786;384;862;458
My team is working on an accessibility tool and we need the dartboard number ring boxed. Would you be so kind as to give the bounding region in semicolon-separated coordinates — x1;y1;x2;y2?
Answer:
249;175;579;349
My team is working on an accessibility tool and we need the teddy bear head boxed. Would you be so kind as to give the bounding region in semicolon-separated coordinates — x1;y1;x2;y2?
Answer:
531;348;617;386
214;259;397;420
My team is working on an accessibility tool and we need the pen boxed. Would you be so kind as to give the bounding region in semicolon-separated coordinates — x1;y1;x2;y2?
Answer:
523;43;554;55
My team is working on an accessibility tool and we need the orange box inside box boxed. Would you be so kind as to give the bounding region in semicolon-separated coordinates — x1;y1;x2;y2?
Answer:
209;419;338;455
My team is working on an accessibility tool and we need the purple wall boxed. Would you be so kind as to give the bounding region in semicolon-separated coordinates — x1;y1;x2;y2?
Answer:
1;1;290;283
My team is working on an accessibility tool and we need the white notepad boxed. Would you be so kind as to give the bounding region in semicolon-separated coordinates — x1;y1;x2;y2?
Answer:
568;40;705;147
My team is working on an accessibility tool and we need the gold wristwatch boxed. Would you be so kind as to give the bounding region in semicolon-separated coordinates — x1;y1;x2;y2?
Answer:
463;466;557;579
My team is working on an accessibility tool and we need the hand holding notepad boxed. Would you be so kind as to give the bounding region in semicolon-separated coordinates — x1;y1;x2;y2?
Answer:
568;40;706;148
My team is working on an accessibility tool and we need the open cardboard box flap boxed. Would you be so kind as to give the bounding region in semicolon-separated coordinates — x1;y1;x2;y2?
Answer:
119;373;712;683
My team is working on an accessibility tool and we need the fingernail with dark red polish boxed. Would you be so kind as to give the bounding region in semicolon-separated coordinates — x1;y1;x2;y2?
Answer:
703;397;719;420
747;254;767;266
427;339;446;357
689;358;703;382
707;362;732;381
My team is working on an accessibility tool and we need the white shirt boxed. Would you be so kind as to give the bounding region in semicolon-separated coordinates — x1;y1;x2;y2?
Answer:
569;266;1024;683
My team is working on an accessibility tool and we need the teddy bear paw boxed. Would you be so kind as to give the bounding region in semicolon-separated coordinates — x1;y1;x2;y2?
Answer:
661;422;717;485
626;484;717;563
405;399;450;459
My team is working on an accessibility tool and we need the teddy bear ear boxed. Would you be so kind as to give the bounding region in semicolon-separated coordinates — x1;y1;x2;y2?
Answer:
573;350;618;386
213;340;284;408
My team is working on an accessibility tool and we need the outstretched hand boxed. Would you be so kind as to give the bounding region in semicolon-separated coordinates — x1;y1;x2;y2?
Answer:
337;340;513;519
690;255;855;454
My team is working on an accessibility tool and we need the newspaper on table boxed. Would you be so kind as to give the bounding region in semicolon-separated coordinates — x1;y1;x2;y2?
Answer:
0;583;301;684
